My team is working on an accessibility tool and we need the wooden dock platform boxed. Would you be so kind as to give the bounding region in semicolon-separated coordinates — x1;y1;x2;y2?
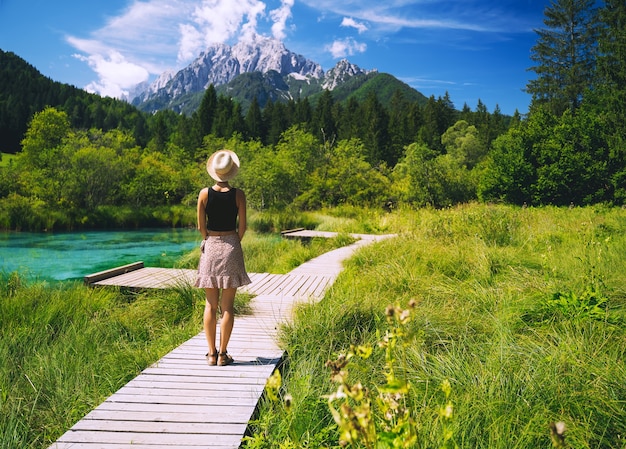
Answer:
49;232;395;449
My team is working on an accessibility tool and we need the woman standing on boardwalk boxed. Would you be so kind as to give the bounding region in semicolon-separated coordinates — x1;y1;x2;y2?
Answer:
195;150;251;366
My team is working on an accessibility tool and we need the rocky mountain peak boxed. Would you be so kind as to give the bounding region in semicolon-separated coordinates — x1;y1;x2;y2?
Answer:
323;59;371;90
132;35;323;106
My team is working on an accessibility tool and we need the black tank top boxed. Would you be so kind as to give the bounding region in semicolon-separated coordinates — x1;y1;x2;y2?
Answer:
206;188;238;231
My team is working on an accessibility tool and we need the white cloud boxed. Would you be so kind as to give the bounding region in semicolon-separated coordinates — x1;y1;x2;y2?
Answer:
341;17;368;34
326;37;367;58
270;0;295;40
177;23;204;62
72;48;150;98
67;0;273;98
190;0;266;45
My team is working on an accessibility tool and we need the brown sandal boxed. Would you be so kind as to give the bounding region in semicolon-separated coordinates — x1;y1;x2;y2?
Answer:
206;350;218;366
217;352;234;366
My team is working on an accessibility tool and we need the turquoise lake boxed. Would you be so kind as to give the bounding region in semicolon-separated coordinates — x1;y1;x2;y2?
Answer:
0;228;201;281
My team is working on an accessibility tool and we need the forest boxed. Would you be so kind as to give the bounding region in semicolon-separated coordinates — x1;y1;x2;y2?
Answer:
1;0;625;231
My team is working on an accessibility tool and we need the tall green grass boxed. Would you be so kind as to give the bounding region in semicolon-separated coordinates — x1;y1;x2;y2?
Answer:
0;280;207;448
246;204;626;448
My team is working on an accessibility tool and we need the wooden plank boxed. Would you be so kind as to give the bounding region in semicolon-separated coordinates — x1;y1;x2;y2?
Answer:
72;419;248;435
55;430;242;446
103;393;259;407
90;401;256;420
83;409;251;424
51;442;239;449
51;444;237;449
280;227;305;235
84;261;144;285
249;274;288;296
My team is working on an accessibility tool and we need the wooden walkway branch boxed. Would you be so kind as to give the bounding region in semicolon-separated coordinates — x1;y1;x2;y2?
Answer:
50;232;396;449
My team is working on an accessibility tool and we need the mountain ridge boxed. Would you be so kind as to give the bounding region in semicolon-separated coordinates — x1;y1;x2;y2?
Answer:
131;35;427;114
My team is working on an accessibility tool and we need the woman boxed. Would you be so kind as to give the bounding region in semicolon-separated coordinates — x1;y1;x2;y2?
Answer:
195;149;251;366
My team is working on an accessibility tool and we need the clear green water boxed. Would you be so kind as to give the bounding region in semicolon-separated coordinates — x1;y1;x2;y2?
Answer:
0;228;200;281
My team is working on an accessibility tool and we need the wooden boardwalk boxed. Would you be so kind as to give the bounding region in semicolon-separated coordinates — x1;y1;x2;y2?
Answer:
49;232;395;449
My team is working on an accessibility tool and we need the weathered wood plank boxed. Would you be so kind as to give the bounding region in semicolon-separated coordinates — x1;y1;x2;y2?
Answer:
84;261;144;285
50;444;237;449
91;401;255;420
55;430;242;446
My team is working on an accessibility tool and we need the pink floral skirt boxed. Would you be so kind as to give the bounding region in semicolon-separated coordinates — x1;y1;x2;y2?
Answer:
194;234;251;289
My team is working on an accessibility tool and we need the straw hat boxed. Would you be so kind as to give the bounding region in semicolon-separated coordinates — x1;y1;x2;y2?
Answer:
206;150;240;181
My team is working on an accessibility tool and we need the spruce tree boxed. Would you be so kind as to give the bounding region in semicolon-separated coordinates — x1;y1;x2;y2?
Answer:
245;97;264;141
526;0;600;115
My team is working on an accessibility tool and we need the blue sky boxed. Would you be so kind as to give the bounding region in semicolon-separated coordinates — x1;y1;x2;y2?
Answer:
0;0;549;116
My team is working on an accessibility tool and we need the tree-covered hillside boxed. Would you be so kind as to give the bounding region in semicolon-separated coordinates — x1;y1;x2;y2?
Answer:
0;50;149;154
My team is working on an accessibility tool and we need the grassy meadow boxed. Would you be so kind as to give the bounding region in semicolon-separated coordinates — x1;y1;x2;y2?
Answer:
245;204;626;449
1;204;625;448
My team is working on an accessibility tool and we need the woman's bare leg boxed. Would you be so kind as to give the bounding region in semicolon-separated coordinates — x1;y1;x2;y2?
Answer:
218;287;237;354
203;288;219;355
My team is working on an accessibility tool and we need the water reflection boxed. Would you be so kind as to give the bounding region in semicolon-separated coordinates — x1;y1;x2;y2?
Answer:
0;229;200;281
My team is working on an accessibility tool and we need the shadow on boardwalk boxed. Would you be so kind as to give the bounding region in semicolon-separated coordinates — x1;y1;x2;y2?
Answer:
49;232;395;449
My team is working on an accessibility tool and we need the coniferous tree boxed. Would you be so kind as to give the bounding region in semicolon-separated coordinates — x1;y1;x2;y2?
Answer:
362;91;389;165
418;94;455;153
526;0;599;115
595;0;626;203
294;98;313;130
193;85;218;145
387;89;411;165
245;96;264;141
406;101;423;143
212;96;235;138
263;101;288;146
151;111;169;152
230;102;246;137
313;90;336;145
172;114;194;157
337;97;362;142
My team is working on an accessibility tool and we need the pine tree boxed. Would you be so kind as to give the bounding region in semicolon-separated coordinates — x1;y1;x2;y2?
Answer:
362;91;389;165
313;90;336;145
526;0;600;115
596;0;626;127
245;96;264;141
387;89;411;165
595;0;626;203
193;85;217;144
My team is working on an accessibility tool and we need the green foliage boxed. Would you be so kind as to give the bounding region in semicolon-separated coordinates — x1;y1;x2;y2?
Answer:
0;50;149;154
546;287;608;320
249;208;320;234
19;106;71;170
296;138;393;209
479;108;614;206
324;303;421;449
393;139;479;208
